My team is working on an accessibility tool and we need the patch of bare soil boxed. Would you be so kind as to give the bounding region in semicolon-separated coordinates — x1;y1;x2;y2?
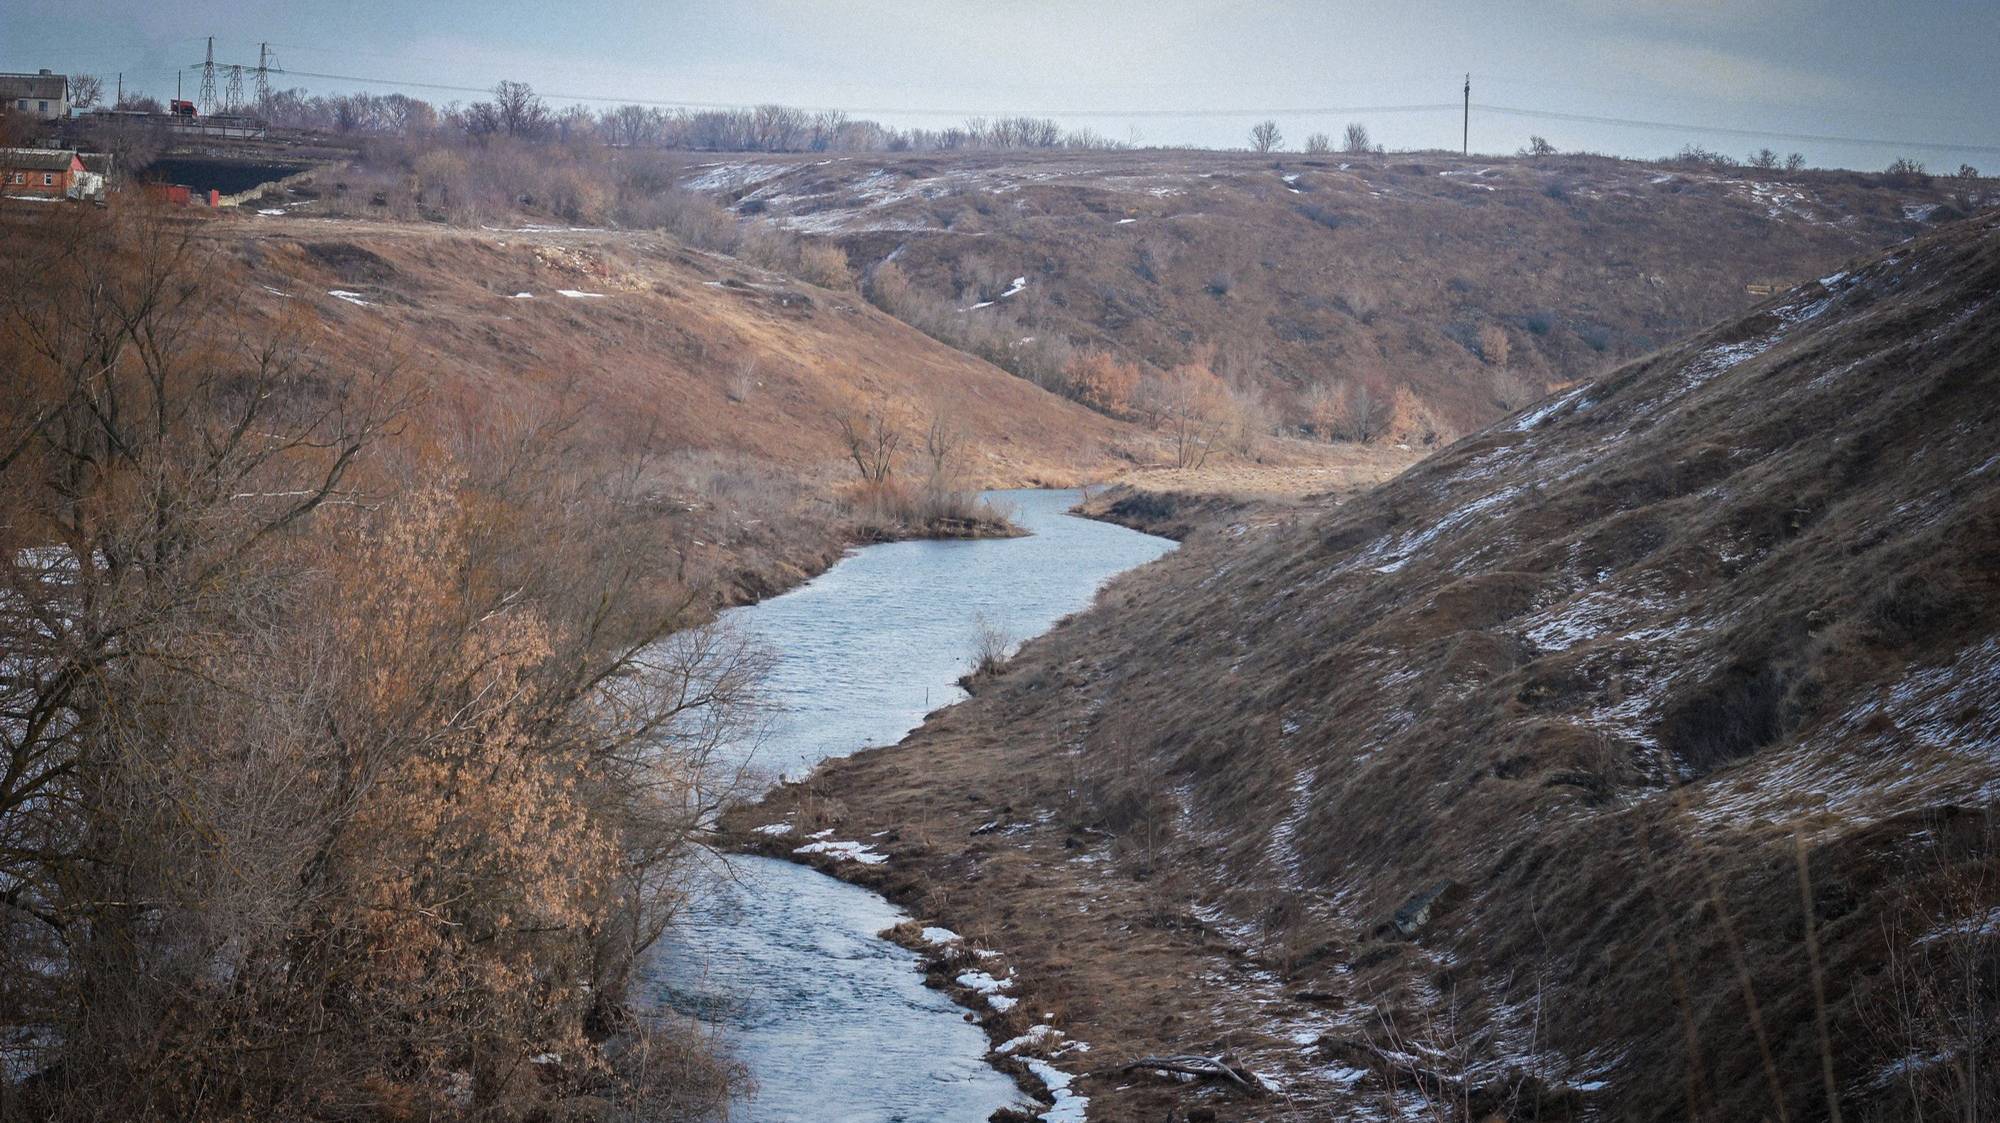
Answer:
731;216;2000;1121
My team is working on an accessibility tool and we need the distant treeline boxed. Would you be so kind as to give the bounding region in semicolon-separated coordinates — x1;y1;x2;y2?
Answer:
220;81;1122;152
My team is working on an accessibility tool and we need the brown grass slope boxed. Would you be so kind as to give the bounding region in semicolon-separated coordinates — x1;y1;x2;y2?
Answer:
758;217;2000;1120
695;149;1981;441
212;213;1151;487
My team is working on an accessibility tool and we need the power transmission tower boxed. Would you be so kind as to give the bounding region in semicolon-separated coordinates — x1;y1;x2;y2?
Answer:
199;36;217;114
225;64;244;113
255;43;277;106
1462;74;1470;156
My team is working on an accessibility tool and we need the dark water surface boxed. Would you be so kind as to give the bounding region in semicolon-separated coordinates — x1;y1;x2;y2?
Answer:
645;490;1174;1122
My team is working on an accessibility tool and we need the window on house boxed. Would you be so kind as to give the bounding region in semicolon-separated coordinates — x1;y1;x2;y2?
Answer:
14;99;25;110
44;173;55;186
39;101;49;112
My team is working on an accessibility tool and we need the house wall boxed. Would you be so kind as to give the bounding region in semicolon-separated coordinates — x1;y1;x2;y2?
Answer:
3;92;68;122
3;165;76;198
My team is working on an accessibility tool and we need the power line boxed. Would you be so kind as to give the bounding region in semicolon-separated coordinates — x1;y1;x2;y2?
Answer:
183;58;1999;157
238;64;1461;118
1479;103;2000;157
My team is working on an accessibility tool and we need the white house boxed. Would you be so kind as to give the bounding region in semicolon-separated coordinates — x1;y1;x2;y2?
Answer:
0;71;69;122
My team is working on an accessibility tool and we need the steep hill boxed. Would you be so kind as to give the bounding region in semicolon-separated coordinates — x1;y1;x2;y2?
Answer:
743;217;2000;1120
690;148;1983;442
178;209;1203;600
212;212;1151;486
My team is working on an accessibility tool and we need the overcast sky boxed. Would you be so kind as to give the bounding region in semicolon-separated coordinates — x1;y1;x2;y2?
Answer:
7;0;1996;170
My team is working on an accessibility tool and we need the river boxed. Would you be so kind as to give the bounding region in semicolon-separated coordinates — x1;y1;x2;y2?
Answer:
643;489;1175;1122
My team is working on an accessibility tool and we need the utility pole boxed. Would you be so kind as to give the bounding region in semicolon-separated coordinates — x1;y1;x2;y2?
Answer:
198;36;217;114
1462;73;1470;156
224;64;244;113
116;72;122;107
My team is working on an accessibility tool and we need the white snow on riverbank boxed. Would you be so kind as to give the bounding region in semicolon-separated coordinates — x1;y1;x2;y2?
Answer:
1025;1058;1089;1123
955;968;1019;1011
794;829;888;864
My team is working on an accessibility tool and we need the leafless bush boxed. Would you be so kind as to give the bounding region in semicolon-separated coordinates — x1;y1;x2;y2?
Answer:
836;410;902;484
1305;132;1333;155
726;356;758;403
970;614;1013;676
1344;122;1373;154
1251;120;1283;153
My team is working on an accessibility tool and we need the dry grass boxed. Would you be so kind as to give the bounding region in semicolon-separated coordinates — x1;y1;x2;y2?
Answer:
706;147;1972;444
729;217;2000;1120
162;208;1158;489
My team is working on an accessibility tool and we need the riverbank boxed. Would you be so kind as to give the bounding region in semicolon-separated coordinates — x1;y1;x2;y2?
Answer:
655;490;1176;1120
707;467;1418;1122
716;522;1307;1123
1077;447;1421;540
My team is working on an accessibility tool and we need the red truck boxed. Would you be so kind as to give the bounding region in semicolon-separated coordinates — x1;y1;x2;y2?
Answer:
169;99;196;118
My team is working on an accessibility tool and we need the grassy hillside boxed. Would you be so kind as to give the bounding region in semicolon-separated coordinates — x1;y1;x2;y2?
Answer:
690;148;1983;443
217;213;1154;486
739;216;2000;1120
176;208;1222;599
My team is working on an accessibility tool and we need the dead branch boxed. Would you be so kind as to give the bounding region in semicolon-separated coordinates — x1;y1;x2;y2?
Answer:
1117;1053;1262;1094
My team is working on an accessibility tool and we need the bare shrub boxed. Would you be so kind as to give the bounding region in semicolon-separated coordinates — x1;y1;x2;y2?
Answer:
795;240;854;289
1343;122;1373;154
1250;120;1283;153
1147;347;1234;469
1305;132;1333;155
1066;349;1141;414
970;614;1013;676
726;356;758;403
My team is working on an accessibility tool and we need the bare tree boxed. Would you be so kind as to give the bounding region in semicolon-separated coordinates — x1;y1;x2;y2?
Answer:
922;412;966;488
1343;121;1373;154
1785;152;1807;172
1305;132;1332;155
1524;135;1556;158
66;73;103;109
492;79;549;138
1343;380;1390;442
0;202;762;1122
1750;147;1780;169
1250;119;1283;153
837;410;902;483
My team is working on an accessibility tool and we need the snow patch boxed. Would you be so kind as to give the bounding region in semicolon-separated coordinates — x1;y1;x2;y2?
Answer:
1025;1058;1089;1123
1509;384;1591;432
793;838;888;865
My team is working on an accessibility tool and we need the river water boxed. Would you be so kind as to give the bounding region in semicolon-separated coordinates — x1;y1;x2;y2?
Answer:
643;489;1175;1122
